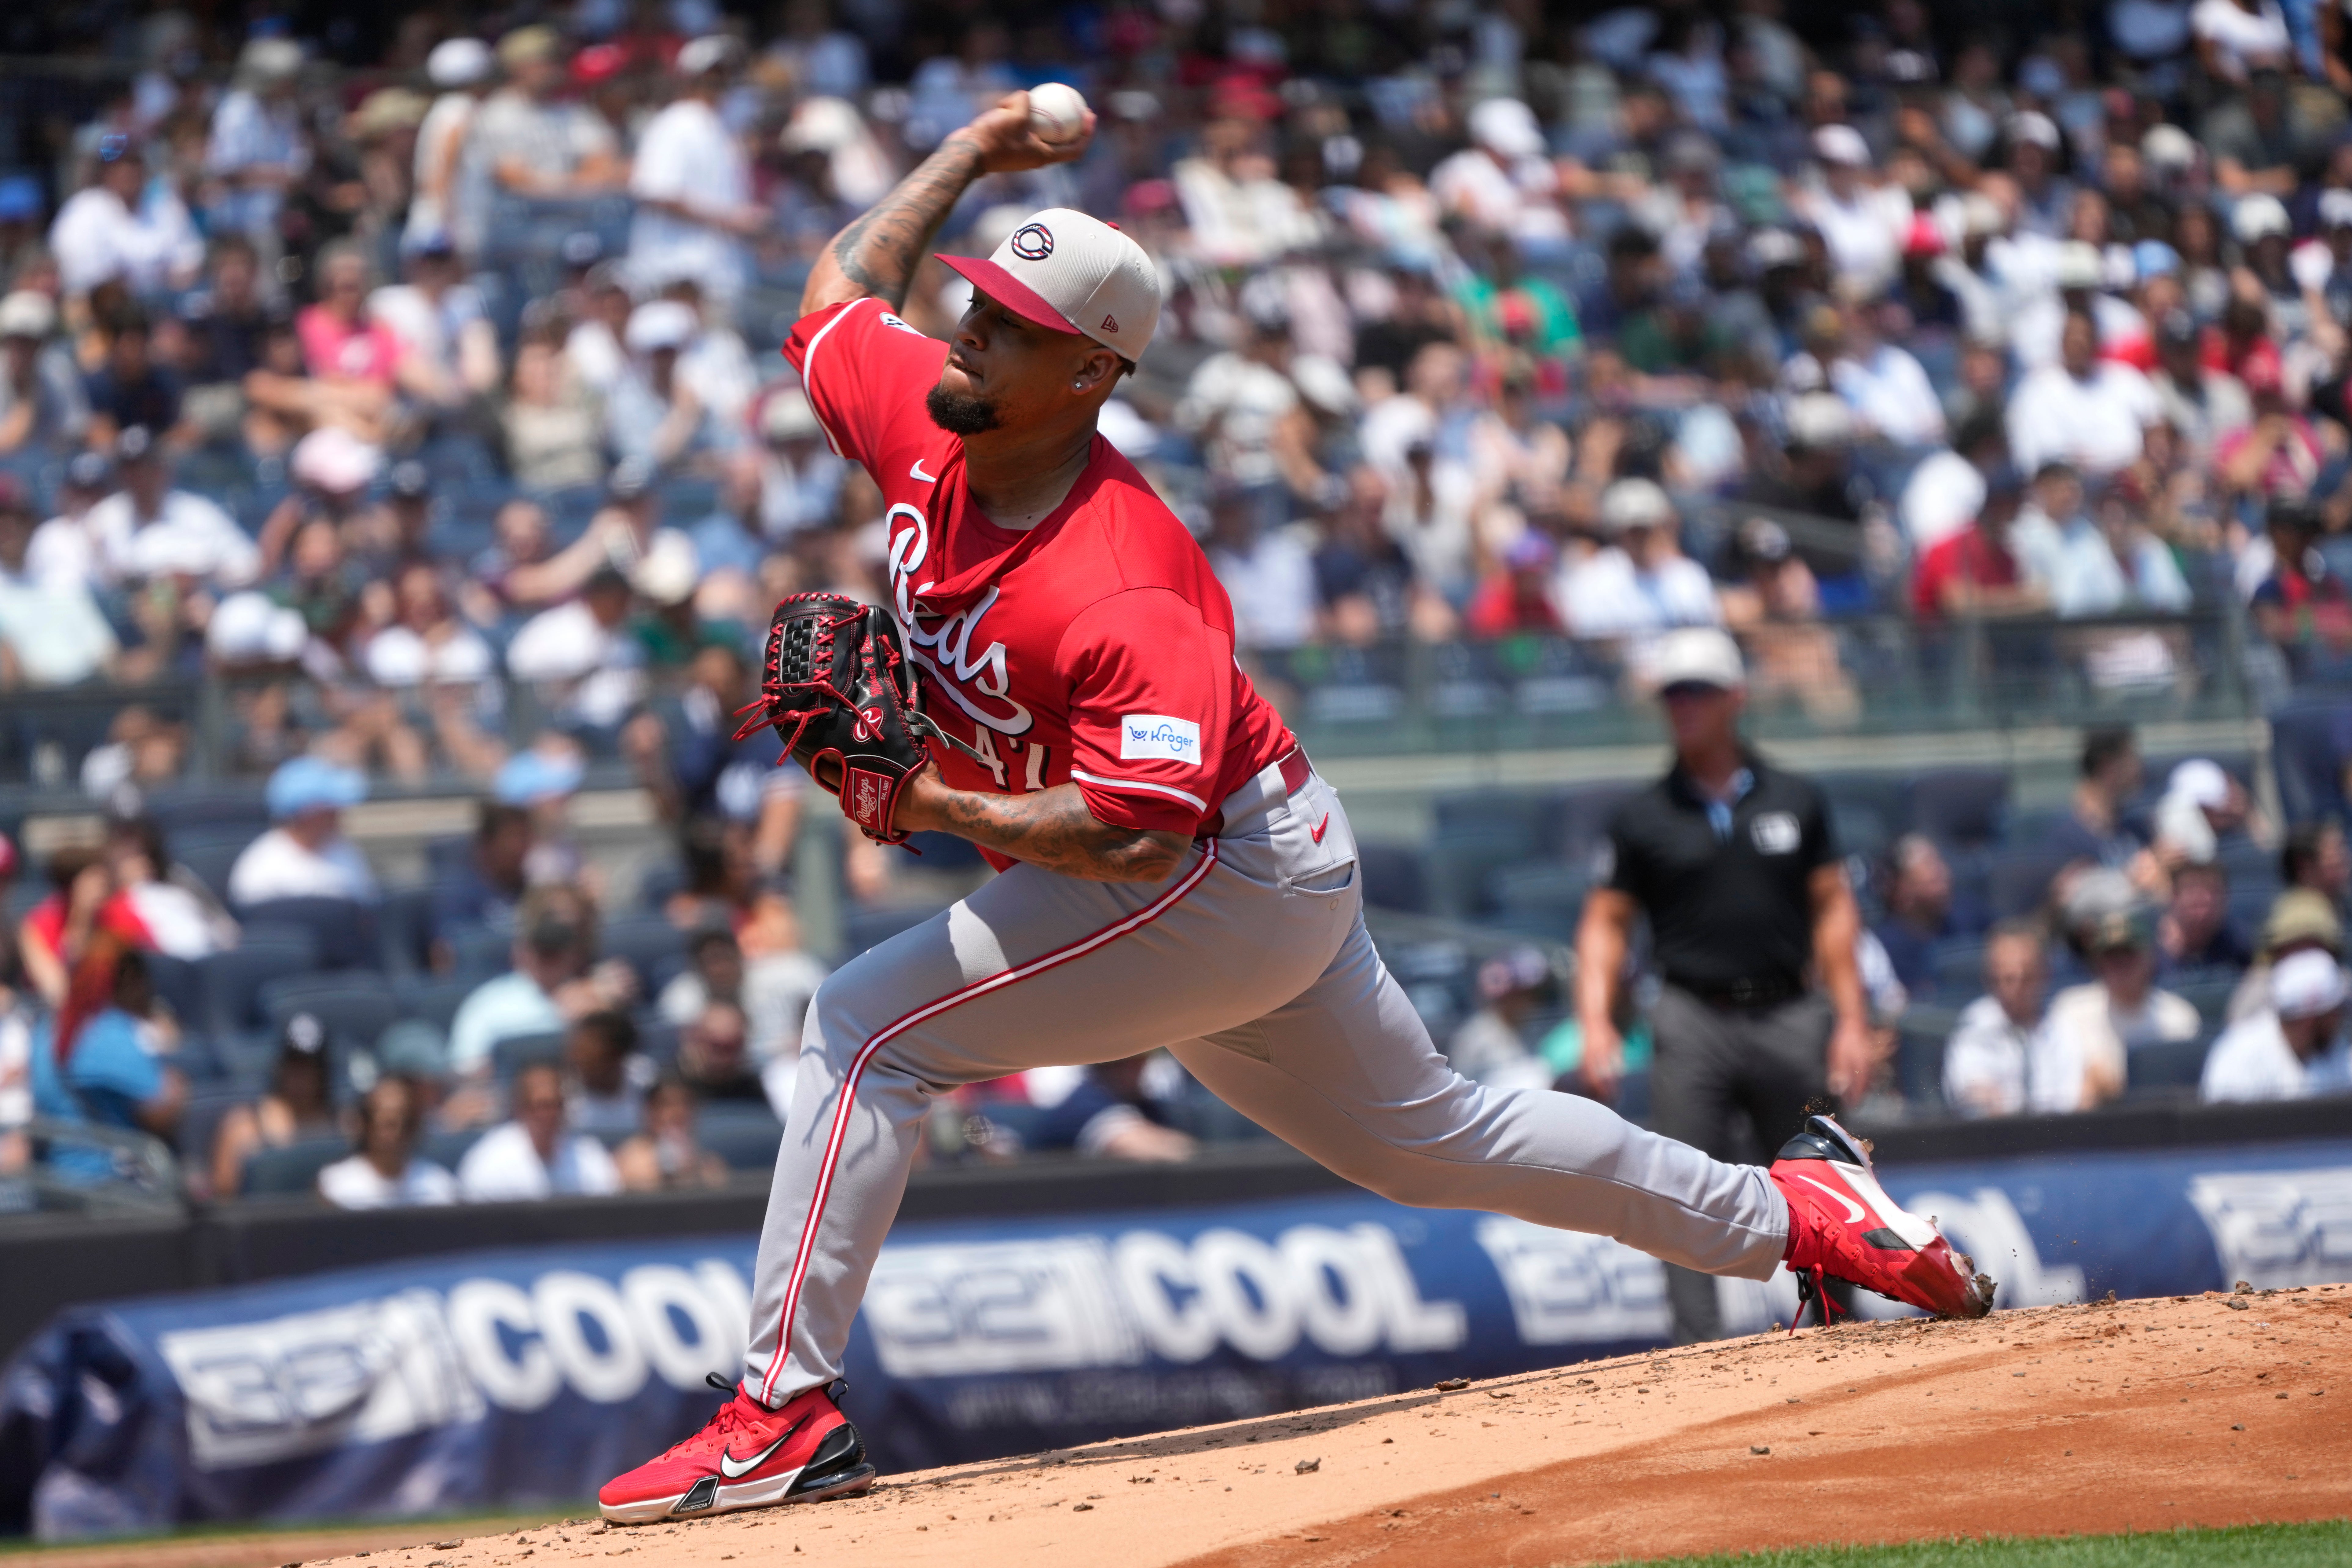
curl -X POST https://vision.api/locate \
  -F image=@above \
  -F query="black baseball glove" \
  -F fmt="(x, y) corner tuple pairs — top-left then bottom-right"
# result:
(735, 592), (974, 845)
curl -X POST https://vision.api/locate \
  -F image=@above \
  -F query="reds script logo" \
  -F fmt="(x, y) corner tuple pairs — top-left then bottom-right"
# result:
(883, 501), (1034, 737)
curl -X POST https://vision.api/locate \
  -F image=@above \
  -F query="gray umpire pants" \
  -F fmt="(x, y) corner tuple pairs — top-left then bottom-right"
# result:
(1647, 984), (1834, 1344)
(739, 758), (1794, 1406)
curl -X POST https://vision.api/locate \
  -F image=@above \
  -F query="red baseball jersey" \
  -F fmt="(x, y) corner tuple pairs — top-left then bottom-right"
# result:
(785, 296), (1294, 854)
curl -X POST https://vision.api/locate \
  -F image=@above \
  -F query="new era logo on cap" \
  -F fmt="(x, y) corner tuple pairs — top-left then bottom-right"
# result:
(938, 207), (1162, 365)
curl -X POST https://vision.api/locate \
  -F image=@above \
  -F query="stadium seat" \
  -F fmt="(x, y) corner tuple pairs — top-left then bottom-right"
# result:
(396, 973), (477, 1033)
(175, 830), (256, 905)
(378, 885), (439, 974)
(447, 924), (515, 982)
(260, 972), (401, 1053)
(241, 1136), (353, 1199)
(422, 1127), (486, 1171)
(203, 934), (322, 1039)
(1547, 781), (1641, 865)
(599, 914), (689, 987)
(2127, 1036), (2211, 1094)
(1905, 769), (2010, 849)
(236, 898), (381, 970)
(842, 902), (948, 960)
(492, 1029), (569, 1081)
(145, 786), (272, 837)
(1930, 939), (1988, 999)
(1356, 842), (1430, 913)
(696, 1104), (786, 1172)
(145, 951), (207, 1034)
(1987, 850), (2072, 919)
(1895, 1006), (1959, 1111)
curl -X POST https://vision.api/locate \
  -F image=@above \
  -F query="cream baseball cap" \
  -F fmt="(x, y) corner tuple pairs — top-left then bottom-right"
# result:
(1650, 628), (1747, 692)
(938, 208), (1161, 365)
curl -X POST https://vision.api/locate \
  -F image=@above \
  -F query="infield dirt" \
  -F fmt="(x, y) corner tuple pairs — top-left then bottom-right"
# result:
(38, 1285), (2351, 1568)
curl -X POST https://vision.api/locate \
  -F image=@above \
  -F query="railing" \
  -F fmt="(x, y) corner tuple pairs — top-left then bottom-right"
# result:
(0, 606), (2296, 803)
(1248, 606), (2270, 759)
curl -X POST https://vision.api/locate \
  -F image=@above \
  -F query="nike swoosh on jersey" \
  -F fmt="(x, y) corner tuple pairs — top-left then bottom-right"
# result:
(1309, 812), (1330, 844)
(910, 458), (937, 482)
(717, 1414), (808, 1479)
(1793, 1171), (1867, 1226)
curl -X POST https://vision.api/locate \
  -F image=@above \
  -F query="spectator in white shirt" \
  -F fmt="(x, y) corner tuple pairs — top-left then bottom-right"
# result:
(628, 37), (763, 313)
(1795, 124), (1912, 299)
(458, 1061), (623, 1201)
(2045, 485), (2194, 618)
(317, 1076), (460, 1209)
(367, 233), (501, 406)
(1429, 98), (1570, 256)
(447, 883), (640, 1082)
(82, 426), (259, 590)
(227, 757), (381, 907)
(1204, 483), (1317, 650)
(48, 136), (199, 300)
(0, 484), (119, 687)
(506, 566), (647, 733)
(1558, 478), (1722, 639)
(2007, 310), (2161, 478)
(2192, 0), (2294, 83)
(2201, 949), (2352, 1101)
(0, 290), (90, 454)
(204, 40), (309, 250)
(450, 27), (623, 258)
(1942, 923), (2065, 1116)
(1177, 304), (1306, 491)
(24, 451), (117, 589)
(405, 38), (491, 252)
(2042, 908), (2203, 1111)
(1829, 303), (1945, 448)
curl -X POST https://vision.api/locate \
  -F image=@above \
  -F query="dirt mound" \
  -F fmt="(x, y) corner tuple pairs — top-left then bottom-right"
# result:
(261, 1285), (2346, 1568)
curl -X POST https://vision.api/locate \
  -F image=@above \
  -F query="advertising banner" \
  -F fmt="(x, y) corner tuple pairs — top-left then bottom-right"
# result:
(6, 1138), (2350, 1538)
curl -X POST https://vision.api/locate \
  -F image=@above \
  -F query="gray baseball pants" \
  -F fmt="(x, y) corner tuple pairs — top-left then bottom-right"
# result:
(740, 756), (1793, 1405)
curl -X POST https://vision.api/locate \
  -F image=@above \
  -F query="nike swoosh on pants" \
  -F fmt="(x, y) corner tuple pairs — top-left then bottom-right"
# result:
(1309, 813), (1330, 844)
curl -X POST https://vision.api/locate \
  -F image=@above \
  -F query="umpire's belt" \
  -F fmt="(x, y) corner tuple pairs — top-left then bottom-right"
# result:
(1203, 746), (1313, 838)
(1668, 973), (1806, 1010)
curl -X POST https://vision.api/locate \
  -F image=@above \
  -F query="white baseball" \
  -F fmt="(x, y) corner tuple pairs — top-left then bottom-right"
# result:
(1026, 82), (1089, 145)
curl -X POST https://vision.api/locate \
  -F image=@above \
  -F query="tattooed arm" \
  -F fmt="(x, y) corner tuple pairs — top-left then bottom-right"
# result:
(801, 91), (1097, 316)
(895, 772), (1191, 883)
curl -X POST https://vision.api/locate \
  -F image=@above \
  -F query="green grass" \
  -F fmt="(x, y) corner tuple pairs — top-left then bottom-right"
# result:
(1603, 1521), (2352, 1568)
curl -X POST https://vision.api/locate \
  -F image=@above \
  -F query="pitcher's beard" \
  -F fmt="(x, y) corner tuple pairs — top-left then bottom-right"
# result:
(926, 383), (1001, 435)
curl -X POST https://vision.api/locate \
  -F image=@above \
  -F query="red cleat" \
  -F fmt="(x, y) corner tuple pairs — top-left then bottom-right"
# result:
(598, 1377), (875, 1525)
(1770, 1113), (1995, 1324)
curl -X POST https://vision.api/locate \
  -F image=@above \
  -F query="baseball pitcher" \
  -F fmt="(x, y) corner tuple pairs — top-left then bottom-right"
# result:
(595, 92), (1995, 1525)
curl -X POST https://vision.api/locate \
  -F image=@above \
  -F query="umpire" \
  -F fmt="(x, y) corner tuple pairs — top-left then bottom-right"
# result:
(1573, 627), (1874, 1344)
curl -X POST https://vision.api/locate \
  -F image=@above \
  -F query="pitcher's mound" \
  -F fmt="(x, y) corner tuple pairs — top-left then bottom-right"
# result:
(308, 1286), (2352, 1568)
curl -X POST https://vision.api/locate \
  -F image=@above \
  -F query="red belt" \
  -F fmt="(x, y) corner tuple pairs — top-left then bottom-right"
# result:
(1204, 746), (1311, 837)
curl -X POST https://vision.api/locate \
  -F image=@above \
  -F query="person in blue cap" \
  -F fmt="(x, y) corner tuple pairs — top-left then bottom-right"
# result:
(225, 755), (379, 907)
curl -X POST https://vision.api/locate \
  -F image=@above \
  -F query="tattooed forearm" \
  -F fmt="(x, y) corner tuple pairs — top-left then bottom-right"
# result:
(912, 781), (1191, 882)
(804, 135), (985, 314)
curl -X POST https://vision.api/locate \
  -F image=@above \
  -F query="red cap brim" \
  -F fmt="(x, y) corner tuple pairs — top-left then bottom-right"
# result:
(936, 254), (1086, 339)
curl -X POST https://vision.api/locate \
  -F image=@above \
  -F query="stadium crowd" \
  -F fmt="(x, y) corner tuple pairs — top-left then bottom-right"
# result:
(5, 0), (2352, 1204)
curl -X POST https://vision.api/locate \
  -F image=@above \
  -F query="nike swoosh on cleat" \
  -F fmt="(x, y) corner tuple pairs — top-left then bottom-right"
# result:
(1793, 1172), (1866, 1226)
(1309, 812), (1330, 844)
(910, 459), (936, 482)
(718, 1415), (809, 1479)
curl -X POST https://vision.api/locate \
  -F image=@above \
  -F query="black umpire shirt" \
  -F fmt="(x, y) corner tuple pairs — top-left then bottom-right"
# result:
(1600, 750), (1838, 993)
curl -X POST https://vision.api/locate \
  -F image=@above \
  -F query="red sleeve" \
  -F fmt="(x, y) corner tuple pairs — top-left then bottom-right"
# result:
(1058, 588), (1236, 833)
(781, 298), (949, 474)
